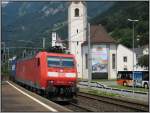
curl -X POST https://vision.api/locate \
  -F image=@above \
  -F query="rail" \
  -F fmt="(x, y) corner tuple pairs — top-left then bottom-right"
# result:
(77, 92), (149, 112)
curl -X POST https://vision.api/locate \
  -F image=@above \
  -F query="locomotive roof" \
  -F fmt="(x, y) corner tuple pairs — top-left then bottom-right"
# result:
(17, 52), (75, 62)
(36, 51), (75, 58)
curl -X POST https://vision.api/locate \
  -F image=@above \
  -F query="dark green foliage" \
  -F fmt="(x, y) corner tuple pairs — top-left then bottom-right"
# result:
(1, 63), (10, 76)
(111, 28), (133, 48)
(91, 1), (149, 48)
(138, 55), (149, 68)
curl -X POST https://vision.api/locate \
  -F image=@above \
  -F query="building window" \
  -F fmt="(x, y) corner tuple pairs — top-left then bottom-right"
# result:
(112, 54), (115, 69)
(75, 8), (79, 17)
(124, 68), (127, 70)
(123, 56), (127, 62)
(77, 29), (78, 34)
(85, 54), (88, 69)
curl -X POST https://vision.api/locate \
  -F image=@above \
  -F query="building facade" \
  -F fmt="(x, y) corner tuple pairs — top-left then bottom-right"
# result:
(117, 44), (137, 71)
(81, 25), (117, 79)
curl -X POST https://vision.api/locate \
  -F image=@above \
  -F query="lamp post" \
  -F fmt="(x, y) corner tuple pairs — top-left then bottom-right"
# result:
(127, 19), (139, 96)
(87, 22), (92, 88)
(136, 35), (140, 48)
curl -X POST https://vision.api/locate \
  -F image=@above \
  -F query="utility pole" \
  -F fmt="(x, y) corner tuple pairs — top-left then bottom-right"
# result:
(132, 21), (135, 96)
(43, 38), (45, 49)
(22, 49), (26, 58)
(127, 18), (139, 96)
(7, 48), (10, 71)
(88, 22), (92, 88)
(2, 42), (6, 64)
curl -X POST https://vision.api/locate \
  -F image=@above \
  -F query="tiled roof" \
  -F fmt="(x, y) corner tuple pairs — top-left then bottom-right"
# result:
(82, 24), (116, 45)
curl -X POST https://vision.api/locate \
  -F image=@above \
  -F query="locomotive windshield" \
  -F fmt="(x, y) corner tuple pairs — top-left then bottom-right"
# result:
(61, 58), (74, 68)
(47, 56), (74, 68)
(47, 57), (60, 67)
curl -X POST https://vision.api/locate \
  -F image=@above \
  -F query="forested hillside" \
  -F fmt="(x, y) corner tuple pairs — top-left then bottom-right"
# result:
(91, 1), (149, 48)
(2, 1), (114, 48)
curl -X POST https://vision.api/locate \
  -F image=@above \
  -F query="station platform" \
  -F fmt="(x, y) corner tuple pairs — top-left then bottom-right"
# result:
(1, 81), (71, 112)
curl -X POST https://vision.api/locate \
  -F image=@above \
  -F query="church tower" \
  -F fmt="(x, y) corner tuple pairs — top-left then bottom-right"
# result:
(68, 1), (87, 78)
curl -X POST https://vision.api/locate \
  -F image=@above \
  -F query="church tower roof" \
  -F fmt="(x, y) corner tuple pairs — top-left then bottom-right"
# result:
(68, 0), (86, 6)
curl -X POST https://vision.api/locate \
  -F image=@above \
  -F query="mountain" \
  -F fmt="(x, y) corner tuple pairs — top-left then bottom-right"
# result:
(2, 1), (114, 48)
(2, 1), (68, 48)
(91, 1), (149, 48)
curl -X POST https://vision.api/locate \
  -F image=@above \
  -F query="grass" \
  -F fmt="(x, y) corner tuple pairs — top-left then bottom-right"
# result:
(79, 87), (121, 97)
(92, 79), (116, 82)
(79, 87), (149, 103)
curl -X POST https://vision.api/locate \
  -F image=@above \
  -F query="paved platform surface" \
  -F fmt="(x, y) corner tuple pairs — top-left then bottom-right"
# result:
(1, 81), (71, 112)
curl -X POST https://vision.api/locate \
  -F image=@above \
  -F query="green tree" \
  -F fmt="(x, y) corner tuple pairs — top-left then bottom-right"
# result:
(111, 28), (132, 48)
(91, 1), (149, 48)
(138, 55), (149, 69)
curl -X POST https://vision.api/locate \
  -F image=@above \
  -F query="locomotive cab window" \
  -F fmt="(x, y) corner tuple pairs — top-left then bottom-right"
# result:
(47, 56), (74, 68)
(61, 57), (74, 68)
(47, 57), (60, 67)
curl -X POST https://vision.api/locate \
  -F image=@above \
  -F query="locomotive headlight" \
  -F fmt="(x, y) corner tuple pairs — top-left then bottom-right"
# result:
(50, 81), (54, 83)
(48, 72), (58, 77)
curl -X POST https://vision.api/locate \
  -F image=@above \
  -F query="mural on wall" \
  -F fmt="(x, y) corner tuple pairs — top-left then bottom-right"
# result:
(92, 45), (108, 73)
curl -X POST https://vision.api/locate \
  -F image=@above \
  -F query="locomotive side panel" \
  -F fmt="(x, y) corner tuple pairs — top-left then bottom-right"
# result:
(16, 58), (41, 89)
(37, 52), (47, 89)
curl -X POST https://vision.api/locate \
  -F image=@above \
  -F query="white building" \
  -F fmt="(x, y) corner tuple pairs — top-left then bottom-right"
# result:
(117, 44), (136, 71)
(52, 32), (57, 47)
(68, 1), (137, 79)
(52, 32), (65, 48)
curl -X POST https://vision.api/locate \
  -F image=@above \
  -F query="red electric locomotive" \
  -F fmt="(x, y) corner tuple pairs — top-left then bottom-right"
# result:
(16, 51), (78, 101)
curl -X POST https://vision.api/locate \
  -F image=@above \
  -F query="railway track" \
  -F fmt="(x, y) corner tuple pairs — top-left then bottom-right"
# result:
(74, 92), (149, 112)
(63, 102), (94, 112)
